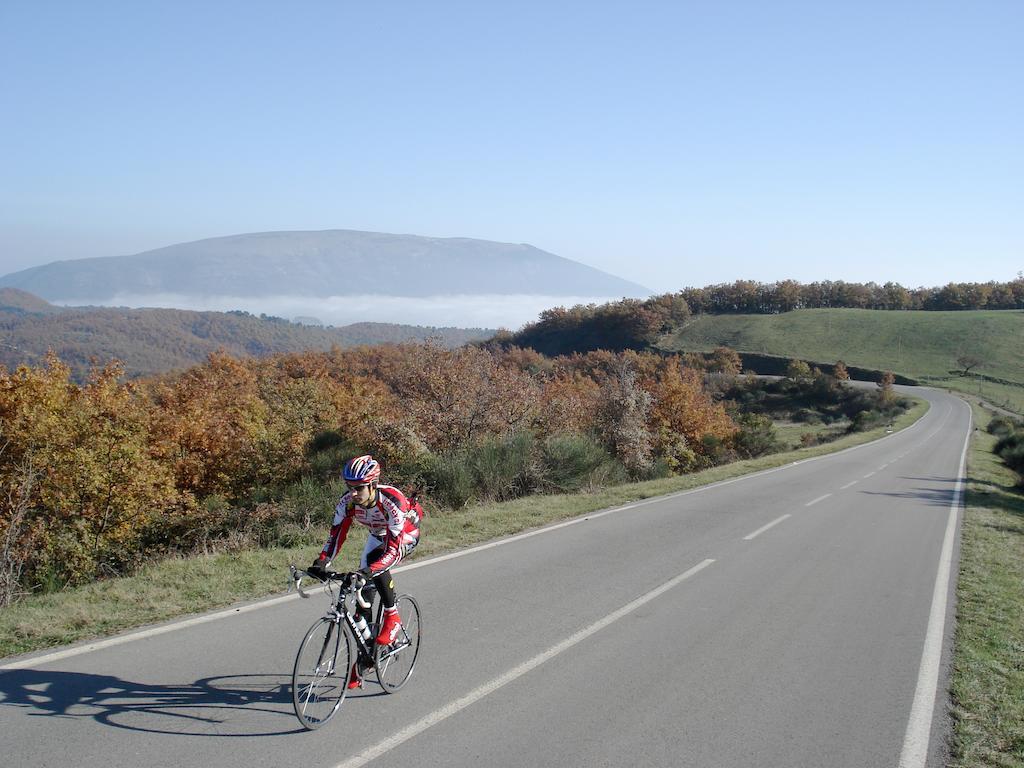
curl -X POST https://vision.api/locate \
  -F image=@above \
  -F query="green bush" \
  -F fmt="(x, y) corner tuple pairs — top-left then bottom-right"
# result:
(419, 451), (476, 509)
(733, 413), (781, 458)
(849, 409), (886, 432)
(790, 408), (821, 424)
(282, 476), (345, 529)
(700, 434), (734, 466)
(994, 432), (1024, 480)
(633, 457), (673, 482)
(988, 415), (1024, 438)
(306, 430), (359, 482)
(541, 433), (625, 492)
(464, 432), (539, 502)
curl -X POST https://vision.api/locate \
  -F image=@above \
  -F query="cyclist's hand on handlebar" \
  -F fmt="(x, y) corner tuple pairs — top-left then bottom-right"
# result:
(307, 562), (328, 581)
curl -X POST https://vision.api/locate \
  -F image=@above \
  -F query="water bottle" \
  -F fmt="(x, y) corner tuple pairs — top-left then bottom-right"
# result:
(354, 615), (372, 642)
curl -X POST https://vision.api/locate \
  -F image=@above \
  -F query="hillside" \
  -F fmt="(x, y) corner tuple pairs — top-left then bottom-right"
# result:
(660, 308), (1024, 411)
(0, 229), (651, 301)
(0, 295), (493, 379)
(0, 287), (63, 314)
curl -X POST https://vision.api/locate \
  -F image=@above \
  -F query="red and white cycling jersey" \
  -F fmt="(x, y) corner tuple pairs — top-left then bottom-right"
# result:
(318, 485), (421, 574)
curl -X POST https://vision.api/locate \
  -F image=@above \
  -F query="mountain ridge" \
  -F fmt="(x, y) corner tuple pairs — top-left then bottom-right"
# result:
(0, 229), (652, 301)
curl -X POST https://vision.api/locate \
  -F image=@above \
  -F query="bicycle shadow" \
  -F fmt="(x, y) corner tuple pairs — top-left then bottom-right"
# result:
(857, 475), (960, 509)
(0, 668), (306, 736)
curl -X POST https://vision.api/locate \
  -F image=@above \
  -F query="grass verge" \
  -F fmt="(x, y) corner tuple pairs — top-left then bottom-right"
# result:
(0, 397), (928, 661)
(949, 401), (1024, 767)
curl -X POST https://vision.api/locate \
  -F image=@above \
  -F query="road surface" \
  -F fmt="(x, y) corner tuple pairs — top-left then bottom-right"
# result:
(0, 386), (970, 768)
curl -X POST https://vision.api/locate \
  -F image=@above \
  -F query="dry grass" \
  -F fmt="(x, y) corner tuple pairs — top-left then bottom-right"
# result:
(949, 401), (1024, 767)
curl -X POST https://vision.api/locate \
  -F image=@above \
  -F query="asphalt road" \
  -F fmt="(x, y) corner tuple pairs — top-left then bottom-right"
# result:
(0, 386), (971, 768)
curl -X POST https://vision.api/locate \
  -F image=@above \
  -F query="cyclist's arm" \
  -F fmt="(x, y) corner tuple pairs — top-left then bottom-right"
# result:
(317, 502), (354, 564)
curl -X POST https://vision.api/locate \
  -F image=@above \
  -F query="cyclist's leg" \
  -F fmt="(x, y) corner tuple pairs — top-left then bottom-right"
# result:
(364, 545), (397, 609)
(365, 530), (419, 610)
(357, 535), (382, 622)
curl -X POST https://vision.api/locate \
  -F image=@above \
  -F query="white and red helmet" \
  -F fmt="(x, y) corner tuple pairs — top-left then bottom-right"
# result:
(343, 455), (381, 486)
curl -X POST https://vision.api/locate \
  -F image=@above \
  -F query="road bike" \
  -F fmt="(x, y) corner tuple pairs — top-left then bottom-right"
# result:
(288, 565), (421, 730)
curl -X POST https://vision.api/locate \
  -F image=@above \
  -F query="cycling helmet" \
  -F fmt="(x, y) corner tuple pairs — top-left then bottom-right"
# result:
(343, 455), (380, 486)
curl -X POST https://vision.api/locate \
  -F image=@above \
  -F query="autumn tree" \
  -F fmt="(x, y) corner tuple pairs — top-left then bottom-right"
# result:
(390, 342), (540, 453)
(0, 444), (36, 605)
(877, 371), (896, 405)
(536, 371), (602, 437)
(645, 362), (737, 471)
(708, 346), (742, 375)
(785, 359), (812, 381)
(149, 351), (270, 500)
(0, 355), (177, 587)
(595, 359), (654, 476)
(955, 354), (985, 377)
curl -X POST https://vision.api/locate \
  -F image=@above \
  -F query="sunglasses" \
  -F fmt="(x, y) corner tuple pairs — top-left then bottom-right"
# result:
(346, 482), (373, 492)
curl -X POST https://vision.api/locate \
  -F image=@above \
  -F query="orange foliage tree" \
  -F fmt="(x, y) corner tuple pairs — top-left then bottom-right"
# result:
(149, 351), (270, 501)
(389, 342), (540, 453)
(645, 360), (737, 471)
(0, 355), (177, 587)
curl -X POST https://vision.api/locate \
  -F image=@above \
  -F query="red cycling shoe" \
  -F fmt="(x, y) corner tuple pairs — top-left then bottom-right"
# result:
(376, 608), (402, 645)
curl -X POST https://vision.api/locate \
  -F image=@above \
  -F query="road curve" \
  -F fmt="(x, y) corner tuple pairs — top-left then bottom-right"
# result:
(0, 386), (970, 768)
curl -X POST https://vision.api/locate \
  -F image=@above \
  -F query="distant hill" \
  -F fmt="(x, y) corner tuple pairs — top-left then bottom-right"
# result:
(493, 295), (1024, 412)
(0, 287), (62, 314)
(660, 308), (1024, 412)
(0, 230), (651, 302)
(0, 291), (493, 380)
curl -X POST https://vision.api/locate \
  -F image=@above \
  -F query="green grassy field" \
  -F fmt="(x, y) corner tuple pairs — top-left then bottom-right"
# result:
(0, 398), (927, 660)
(951, 402), (1024, 767)
(661, 308), (1024, 412)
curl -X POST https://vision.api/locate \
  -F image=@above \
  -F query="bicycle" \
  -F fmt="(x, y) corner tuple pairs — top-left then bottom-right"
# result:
(288, 565), (422, 730)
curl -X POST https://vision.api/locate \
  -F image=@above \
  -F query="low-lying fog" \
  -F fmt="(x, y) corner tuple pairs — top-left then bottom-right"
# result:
(56, 293), (622, 331)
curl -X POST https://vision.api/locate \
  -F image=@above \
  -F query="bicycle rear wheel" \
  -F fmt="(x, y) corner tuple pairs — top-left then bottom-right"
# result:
(292, 617), (351, 729)
(375, 594), (421, 693)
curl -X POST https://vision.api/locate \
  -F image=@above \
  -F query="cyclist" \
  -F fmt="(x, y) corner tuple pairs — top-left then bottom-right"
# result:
(308, 455), (422, 689)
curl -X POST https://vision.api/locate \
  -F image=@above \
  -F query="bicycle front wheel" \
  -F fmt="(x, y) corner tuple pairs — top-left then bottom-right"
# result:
(375, 594), (421, 693)
(292, 617), (351, 729)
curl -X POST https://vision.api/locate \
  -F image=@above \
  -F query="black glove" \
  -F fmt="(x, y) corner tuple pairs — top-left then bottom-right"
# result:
(307, 562), (328, 581)
(346, 570), (370, 588)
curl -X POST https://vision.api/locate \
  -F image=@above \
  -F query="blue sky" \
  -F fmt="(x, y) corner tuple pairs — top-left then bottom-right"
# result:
(2, 0), (1021, 292)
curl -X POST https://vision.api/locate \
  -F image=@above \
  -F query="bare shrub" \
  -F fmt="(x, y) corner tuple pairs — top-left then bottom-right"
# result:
(1, 453), (37, 607)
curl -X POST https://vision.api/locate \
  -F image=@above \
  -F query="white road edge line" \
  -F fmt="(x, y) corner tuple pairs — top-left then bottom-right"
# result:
(0, 396), (932, 670)
(898, 401), (972, 768)
(743, 515), (791, 541)
(332, 559), (717, 768)
(839, 481), (858, 490)
(805, 493), (832, 507)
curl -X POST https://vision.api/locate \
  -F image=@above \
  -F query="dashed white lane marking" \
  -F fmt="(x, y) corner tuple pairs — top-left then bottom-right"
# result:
(840, 481), (858, 490)
(805, 493), (832, 507)
(332, 559), (717, 768)
(863, 472), (876, 479)
(743, 515), (792, 541)
(898, 400), (972, 768)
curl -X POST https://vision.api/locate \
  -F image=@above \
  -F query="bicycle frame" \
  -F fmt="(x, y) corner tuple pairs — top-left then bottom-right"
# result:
(335, 580), (413, 668)
(290, 566), (379, 668)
